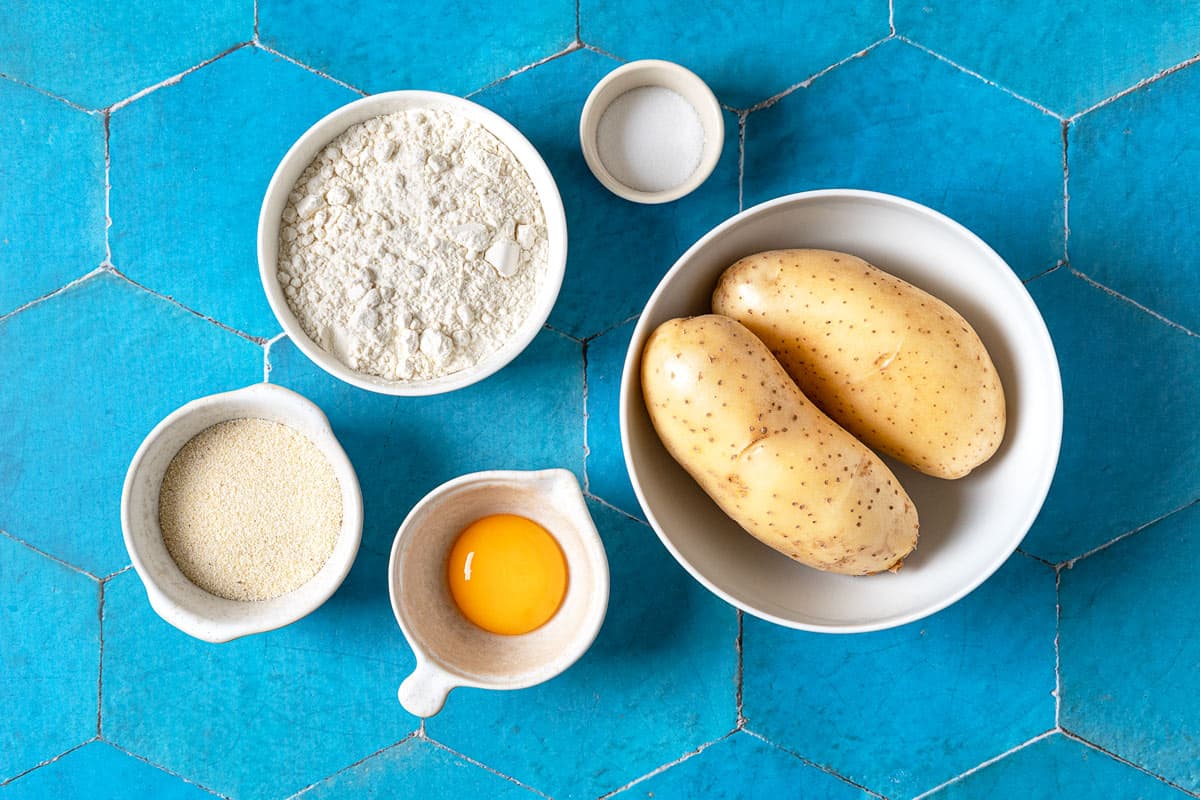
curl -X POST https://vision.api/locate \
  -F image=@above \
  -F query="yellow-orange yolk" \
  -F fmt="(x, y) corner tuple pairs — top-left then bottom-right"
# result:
(446, 514), (568, 636)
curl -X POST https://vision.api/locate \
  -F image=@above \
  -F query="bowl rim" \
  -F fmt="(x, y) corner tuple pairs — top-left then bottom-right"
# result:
(619, 188), (1063, 633)
(257, 90), (568, 396)
(120, 382), (364, 642)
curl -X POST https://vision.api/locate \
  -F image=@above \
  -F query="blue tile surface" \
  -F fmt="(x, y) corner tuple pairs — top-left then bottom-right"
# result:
(472, 49), (740, 339)
(0, 2), (249, 110)
(109, 46), (357, 337)
(259, 0), (575, 96)
(0, 81), (105, 316)
(585, 319), (641, 517)
(613, 732), (870, 800)
(1060, 501), (1200, 791)
(897, 1), (1200, 117)
(926, 734), (1187, 800)
(743, 554), (1056, 797)
(0, 536), (98, 782)
(1071, 63), (1200, 334)
(744, 38), (1063, 280)
(426, 500), (738, 798)
(581, 0), (889, 109)
(1022, 269), (1200, 563)
(0, 273), (262, 577)
(298, 738), (539, 799)
(1, 741), (214, 800)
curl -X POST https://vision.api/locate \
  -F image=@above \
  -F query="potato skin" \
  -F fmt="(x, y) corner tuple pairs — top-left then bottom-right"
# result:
(640, 314), (918, 575)
(713, 249), (1005, 479)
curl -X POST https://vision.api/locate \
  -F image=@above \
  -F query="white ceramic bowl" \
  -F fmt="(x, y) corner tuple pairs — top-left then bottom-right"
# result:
(620, 190), (1063, 633)
(121, 383), (363, 642)
(388, 469), (609, 717)
(579, 59), (724, 204)
(258, 91), (568, 396)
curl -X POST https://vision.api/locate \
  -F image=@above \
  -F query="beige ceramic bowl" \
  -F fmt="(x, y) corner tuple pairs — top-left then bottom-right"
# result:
(621, 190), (1063, 633)
(388, 469), (609, 717)
(258, 90), (568, 396)
(121, 383), (363, 643)
(579, 59), (724, 204)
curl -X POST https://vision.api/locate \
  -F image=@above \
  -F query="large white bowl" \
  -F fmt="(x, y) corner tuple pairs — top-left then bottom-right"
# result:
(258, 91), (568, 396)
(620, 190), (1062, 633)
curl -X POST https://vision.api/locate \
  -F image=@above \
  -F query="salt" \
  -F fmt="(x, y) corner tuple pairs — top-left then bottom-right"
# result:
(596, 86), (705, 193)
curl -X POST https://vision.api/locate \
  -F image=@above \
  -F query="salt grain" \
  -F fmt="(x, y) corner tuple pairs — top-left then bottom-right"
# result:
(596, 86), (705, 193)
(158, 418), (342, 602)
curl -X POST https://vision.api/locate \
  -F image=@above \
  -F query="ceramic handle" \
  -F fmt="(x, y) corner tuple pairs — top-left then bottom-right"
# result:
(398, 663), (456, 718)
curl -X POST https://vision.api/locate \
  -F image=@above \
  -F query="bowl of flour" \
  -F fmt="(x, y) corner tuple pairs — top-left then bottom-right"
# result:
(259, 92), (567, 395)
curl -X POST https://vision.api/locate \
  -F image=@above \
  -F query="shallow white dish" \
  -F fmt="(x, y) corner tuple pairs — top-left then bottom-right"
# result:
(389, 469), (608, 717)
(258, 90), (568, 396)
(620, 190), (1063, 633)
(121, 383), (363, 643)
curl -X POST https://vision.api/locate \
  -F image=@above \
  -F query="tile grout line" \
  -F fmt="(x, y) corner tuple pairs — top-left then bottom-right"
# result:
(286, 733), (419, 798)
(1059, 729), (1200, 799)
(543, 321), (585, 344)
(0, 738), (99, 787)
(742, 34), (893, 114)
(895, 35), (1063, 120)
(584, 492), (647, 527)
(1068, 50), (1200, 122)
(102, 564), (133, 581)
(255, 42), (368, 97)
(734, 610), (746, 727)
(1061, 120), (1070, 263)
(736, 111), (747, 211)
(909, 729), (1058, 799)
(96, 580), (105, 738)
(252, 0), (260, 43)
(104, 266), (269, 344)
(103, 110), (113, 267)
(596, 732), (734, 799)
(575, 0), (581, 43)
(1021, 259), (1065, 285)
(1053, 564), (1062, 728)
(0, 268), (106, 326)
(0, 71), (99, 115)
(888, 0), (895, 35)
(420, 734), (553, 799)
(581, 313), (639, 345)
(465, 41), (583, 99)
(102, 741), (232, 799)
(1068, 268), (1200, 339)
(581, 339), (592, 494)
(1058, 497), (1200, 571)
(107, 41), (253, 113)
(0, 528), (101, 581)
(741, 728), (889, 799)
(1014, 546), (1056, 568)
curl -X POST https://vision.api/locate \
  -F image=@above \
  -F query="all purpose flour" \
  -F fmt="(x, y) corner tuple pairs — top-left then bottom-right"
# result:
(277, 108), (549, 381)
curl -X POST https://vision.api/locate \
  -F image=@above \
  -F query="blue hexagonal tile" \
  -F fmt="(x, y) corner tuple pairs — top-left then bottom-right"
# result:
(585, 318), (641, 518)
(258, 0), (574, 96)
(896, 1), (1200, 117)
(472, 48), (739, 339)
(1022, 269), (1200, 563)
(743, 553), (1056, 797)
(0, 536), (98, 782)
(1060, 501), (1200, 791)
(581, 0), (889, 109)
(297, 737), (539, 799)
(102, 560), (414, 800)
(2, 741), (215, 799)
(0, 2), (249, 110)
(0, 273), (262, 576)
(425, 500), (738, 798)
(612, 732), (870, 800)
(0, 81), (104, 316)
(743, 38), (1063, 281)
(110, 46), (357, 338)
(267, 328), (584, 560)
(1070, 62), (1200, 334)
(927, 734), (1188, 799)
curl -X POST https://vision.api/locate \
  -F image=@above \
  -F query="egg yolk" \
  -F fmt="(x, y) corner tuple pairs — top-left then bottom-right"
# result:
(446, 514), (568, 636)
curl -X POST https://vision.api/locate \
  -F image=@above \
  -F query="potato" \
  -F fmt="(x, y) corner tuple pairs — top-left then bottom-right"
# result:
(712, 249), (1005, 479)
(641, 314), (918, 575)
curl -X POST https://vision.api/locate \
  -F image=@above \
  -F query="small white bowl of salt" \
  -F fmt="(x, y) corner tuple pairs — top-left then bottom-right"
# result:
(579, 59), (724, 204)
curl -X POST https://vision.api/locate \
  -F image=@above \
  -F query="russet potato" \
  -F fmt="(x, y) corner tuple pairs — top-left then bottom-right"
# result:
(640, 314), (919, 575)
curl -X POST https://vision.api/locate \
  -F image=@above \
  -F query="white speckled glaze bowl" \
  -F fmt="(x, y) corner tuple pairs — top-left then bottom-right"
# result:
(258, 90), (568, 396)
(121, 383), (363, 643)
(621, 190), (1063, 633)
(388, 469), (609, 717)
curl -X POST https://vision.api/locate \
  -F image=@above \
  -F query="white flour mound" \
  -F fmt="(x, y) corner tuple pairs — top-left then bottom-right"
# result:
(277, 108), (549, 381)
